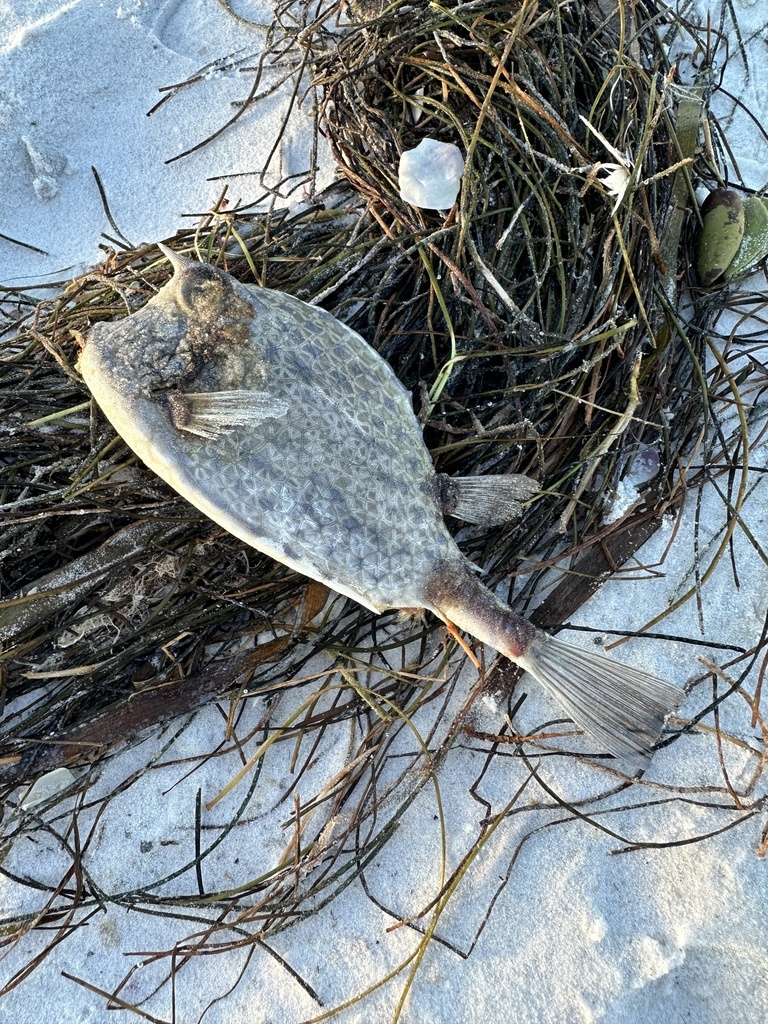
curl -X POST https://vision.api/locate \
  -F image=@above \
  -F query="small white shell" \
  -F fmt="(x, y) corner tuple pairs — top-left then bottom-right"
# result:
(398, 138), (464, 210)
(21, 767), (76, 810)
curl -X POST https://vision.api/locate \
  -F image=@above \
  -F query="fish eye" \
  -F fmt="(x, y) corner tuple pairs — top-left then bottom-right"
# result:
(177, 266), (226, 312)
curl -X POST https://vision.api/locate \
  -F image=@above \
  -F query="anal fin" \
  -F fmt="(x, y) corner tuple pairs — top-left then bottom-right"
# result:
(437, 473), (540, 526)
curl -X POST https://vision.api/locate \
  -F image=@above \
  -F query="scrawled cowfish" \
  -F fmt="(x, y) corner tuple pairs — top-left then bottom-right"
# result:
(77, 245), (681, 768)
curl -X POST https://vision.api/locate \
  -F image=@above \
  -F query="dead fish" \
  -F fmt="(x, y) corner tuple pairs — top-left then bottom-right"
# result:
(77, 244), (681, 769)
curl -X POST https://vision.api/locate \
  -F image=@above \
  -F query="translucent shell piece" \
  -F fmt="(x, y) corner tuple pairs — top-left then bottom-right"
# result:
(398, 138), (464, 210)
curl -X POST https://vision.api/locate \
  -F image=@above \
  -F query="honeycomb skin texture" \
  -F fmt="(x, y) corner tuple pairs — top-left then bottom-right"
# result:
(79, 259), (463, 612)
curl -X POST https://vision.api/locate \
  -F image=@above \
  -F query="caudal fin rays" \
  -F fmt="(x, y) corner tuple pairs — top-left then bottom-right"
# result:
(517, 633), (682, 769)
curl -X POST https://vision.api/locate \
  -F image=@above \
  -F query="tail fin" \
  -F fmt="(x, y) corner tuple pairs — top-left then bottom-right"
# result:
(427, 565), (681, 769)
(517, 633), (682, 770)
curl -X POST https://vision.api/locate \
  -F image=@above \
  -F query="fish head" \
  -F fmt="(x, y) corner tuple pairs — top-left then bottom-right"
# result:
(78, 246), (258, 403)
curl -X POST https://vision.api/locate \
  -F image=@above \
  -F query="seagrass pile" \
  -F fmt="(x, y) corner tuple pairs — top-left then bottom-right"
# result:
(0, 0), (764, 941)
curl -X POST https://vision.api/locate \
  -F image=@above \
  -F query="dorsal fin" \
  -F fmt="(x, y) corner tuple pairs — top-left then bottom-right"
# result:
(437, 473), (540, 525)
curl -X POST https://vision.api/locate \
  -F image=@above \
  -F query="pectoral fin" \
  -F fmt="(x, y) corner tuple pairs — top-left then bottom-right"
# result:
(168, 390), (288, 439)
(437, 473), (540, 525)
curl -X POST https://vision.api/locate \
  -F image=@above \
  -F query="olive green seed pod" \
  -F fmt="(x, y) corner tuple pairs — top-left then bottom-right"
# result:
(696, 188), (745, 286)
(724, 195), (768, 279)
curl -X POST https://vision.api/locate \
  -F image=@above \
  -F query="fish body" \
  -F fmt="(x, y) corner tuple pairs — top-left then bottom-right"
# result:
(78, 247), (681, 769)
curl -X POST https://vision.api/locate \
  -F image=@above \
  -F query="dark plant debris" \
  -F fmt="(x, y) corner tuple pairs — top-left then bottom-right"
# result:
(0, 2), (767, 1012)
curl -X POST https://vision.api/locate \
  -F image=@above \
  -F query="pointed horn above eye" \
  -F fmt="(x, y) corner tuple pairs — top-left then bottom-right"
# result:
(157, 242), (197, 275)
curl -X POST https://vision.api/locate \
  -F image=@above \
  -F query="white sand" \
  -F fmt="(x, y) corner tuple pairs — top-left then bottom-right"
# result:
(1, 2), (766, 1022)
(0, 0), (332, 286)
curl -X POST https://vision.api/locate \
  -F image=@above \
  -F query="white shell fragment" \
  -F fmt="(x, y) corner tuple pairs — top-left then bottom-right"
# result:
(21, 767), (76, 811)
(398, 138), (464, 210)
